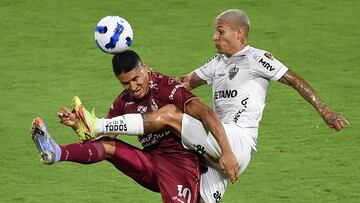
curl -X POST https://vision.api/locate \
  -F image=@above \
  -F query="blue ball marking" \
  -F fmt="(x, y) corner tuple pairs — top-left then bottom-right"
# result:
(125, 37), (132, 47)
(105, 23), (124, 49)
(95, 26), (107, 34)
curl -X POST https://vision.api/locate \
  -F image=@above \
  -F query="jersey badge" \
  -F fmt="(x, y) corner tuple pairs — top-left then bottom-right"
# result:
(228, 65), (239, 80)
(137, 105), (148, 115)
(149, 80), (158, 90)
(264, 52), (274, 60)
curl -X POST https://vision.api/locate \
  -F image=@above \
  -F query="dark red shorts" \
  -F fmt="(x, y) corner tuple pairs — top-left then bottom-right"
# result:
(109, 139), (201, 203)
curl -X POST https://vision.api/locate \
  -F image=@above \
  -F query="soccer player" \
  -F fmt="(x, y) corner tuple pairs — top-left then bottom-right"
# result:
(31, 50), (238, 203)
(176, 8), (349, 201)
(71, 9), (350, 203)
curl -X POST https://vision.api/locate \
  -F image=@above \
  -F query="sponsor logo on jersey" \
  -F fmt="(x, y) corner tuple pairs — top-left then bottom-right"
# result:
(228, 66), (239, 80)
(233, 96), (249, 123)
(139, 130), (170, 147)
(124, 101), (135, 107)
(150, 99), (158, 111)
(213, 191), (222, 203)
(169, 84), (183, 100)
(214, 90), (238, 99)
(264, 52), (273, 60)
(258, 58), (275, 71)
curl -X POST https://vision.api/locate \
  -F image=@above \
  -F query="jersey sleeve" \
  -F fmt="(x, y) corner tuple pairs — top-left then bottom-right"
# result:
(194, 54), (219, 84)
(107, 94), (126, 118)
(248, 50), (288, 81)
(160, 76), (196, 112)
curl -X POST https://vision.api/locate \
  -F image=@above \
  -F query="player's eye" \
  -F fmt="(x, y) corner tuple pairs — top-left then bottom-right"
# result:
(132, 76), (139, 82)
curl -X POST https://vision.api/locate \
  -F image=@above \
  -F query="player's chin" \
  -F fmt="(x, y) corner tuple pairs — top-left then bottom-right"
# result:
(215, 45), (223, 54)
(133, 91), (144, 99)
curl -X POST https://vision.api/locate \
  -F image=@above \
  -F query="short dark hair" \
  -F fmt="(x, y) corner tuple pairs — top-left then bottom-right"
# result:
(112, 50), (142, 76)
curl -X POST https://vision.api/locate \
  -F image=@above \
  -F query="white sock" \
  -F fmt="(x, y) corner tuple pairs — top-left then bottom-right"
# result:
(95, 114), (144, 135)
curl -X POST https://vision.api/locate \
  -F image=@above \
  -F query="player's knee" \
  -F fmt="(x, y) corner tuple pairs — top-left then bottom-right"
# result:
(100, 141), (116, 158)
(159, 104), (182, 122)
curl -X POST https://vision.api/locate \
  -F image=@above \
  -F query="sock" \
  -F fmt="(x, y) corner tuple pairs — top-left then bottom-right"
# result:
(95, 114), (144, 135)
(60, 142), (105, 164)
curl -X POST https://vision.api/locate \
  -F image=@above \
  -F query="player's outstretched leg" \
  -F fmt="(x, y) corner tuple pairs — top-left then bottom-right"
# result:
(72, 96), (183, 139)
(31, 117), (61, 164)
(71, 96), (142, 139)
(72, 96), (144, 139)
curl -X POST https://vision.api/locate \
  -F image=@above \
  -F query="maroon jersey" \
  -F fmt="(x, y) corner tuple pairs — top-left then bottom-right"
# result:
(107, 71), (196, 150)
(106, 71), (202, 202)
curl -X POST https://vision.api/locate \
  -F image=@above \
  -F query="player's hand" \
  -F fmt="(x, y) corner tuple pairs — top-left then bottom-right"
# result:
(219, 151), (239, 184)
(321, 110), (349, 131)
(58, 107), (78, 130)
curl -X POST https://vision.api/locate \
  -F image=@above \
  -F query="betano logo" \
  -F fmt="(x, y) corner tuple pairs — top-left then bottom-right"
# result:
(214, 90), (237, 99)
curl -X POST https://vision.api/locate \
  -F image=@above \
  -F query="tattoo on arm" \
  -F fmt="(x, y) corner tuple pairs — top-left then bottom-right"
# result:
(142, 112), (158, 134)
(279, 70), (330, 116)
(189, 72), (206, 90)
(177, 72), (206, 90)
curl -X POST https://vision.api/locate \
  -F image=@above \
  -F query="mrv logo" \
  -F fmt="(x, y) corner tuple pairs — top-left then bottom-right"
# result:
(259, 58), (275, 71)
(214, 90), (237, 99)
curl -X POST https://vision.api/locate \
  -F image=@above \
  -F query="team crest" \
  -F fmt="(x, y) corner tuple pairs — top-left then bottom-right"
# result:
(149, 80), (158, 90)
(264, 52), (273, 60)
(228, 66), (239, 80)
(137, 105), (148, 114)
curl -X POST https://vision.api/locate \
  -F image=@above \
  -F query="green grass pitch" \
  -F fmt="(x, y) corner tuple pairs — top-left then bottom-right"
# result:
(0, 0), (359, 202)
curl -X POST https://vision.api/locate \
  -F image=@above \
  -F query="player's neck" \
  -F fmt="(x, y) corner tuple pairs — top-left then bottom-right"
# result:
(225, 43), (248, 58)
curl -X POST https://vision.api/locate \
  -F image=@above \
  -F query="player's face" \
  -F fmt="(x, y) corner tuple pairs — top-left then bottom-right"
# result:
(116, 65), (150, 100)
(213, 19), (242, 57)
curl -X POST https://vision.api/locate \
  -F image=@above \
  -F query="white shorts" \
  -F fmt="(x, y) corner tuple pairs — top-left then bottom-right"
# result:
(181, 114), (253, 203)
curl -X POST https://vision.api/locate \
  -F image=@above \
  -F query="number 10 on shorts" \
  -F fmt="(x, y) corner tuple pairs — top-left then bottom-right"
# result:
(177, 185), (192, 203)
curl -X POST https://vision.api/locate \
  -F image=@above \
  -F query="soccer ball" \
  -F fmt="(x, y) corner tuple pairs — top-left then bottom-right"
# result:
(94, 16), (133, 54)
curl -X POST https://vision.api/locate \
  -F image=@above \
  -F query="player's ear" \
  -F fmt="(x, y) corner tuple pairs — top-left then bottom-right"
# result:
(142, 63), (149, 72)
(237, 27), (243, 39)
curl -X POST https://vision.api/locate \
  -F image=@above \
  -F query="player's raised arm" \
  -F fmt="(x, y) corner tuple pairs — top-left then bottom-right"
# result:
(278, 69), (349, 131)
(175, 71), (207, 90)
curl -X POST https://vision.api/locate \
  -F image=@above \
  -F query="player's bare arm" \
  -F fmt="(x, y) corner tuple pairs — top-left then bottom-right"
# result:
(175, 71), (207, 90)
(185, 98), (239, 183)
(278, 69), (349, 131)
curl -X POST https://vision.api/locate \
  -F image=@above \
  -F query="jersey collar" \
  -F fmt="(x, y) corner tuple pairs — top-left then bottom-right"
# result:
(222, 45), (251, 60)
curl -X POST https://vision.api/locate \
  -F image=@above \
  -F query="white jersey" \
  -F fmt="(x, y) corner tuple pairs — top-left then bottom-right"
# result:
(195, 45), (288, 149)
